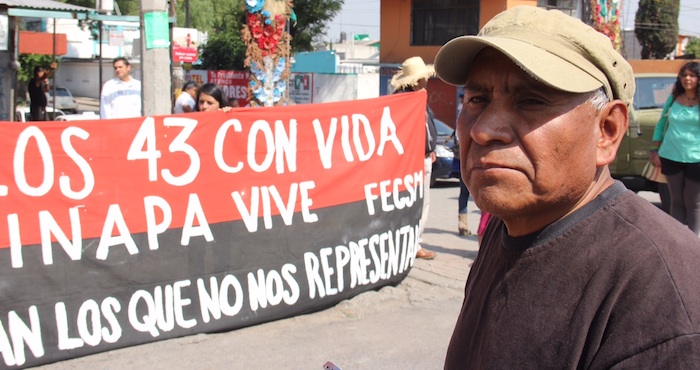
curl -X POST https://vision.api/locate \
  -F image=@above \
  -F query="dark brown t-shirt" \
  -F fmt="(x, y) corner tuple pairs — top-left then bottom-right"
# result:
(444, 182), (700, 369)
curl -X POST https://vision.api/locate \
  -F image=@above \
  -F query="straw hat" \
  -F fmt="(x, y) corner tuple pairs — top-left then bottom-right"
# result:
(390, 56), (435, 91)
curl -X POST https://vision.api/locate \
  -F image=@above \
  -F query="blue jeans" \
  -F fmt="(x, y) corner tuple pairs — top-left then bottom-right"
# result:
(454, 158), (470, 214)
(459, 177), (469, 214)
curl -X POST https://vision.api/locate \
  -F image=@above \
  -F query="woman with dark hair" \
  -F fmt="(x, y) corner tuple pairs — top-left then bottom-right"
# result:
(650, 61), (700, 236)
(195, 83), (232, 112)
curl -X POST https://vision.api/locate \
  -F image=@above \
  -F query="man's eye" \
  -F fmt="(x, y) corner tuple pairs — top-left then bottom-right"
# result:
(466, 96), (487, 104)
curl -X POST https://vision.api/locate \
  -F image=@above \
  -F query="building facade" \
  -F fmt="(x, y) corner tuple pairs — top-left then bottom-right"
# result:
(379, 0), (598, 124)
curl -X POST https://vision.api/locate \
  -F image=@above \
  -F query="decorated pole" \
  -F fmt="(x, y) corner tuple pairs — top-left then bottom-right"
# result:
(591, 0), (622, 51)
(242, 0), (294, 106)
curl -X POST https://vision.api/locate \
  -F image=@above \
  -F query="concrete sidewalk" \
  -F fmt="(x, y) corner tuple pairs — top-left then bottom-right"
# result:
(32, 180), (480, 370)
(75, 96), (99, 112)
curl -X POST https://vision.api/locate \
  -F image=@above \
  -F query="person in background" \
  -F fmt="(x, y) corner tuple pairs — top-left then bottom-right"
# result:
(435, 6), (700, 368)
(391, 56), (438, 260)
(28, 62), (57, 121)
(229, 98), (241, 108)
(195, 83), (232, 113)
(100, 57), (142, 119)
(476, 212), (491, 245)
(174, 81), (199, 113)
(649, 61), (700, 236)
(452, 93), (471, 236)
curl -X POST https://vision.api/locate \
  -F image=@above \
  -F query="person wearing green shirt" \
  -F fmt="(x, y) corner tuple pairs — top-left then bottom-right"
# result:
(650, 61), (700, 236)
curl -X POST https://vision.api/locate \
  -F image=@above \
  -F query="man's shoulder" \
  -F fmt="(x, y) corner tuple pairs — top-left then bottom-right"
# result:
(103, 78), (120, 87)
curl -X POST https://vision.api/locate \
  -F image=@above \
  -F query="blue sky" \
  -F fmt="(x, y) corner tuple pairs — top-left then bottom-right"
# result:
(323, 0), (700, 42)
(325, 0), (380, 42)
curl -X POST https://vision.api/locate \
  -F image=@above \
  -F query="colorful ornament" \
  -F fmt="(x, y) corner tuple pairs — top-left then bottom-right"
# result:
(591, 0), (622, 51)
(242, 0), (293, 106)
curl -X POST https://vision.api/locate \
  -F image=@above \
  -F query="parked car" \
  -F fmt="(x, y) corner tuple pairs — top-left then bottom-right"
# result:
(609, 73), (676, 194)
(14, 106), (66, 122)
(46, 86), (79, 113)
(431, 118), (457, 187)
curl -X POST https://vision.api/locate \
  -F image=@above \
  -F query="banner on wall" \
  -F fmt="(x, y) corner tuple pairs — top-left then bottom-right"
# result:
(172, 27), (198, 63)
(0, 92), (427, 368)
(289, 73), (314, 104)
(207, 70), (249, 107)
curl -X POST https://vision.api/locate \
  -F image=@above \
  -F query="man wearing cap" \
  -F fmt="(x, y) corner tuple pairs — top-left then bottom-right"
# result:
(435, 6), (700, 368)
(391, 56), (438, 260)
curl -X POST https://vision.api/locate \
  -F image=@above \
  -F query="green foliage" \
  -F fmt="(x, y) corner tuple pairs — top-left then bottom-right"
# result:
(68, 0), (95, 8)
(291, 0), (344, 52)
(685, 38), (700, 59)
(116, 0), (140, 15)
(62, 0), (344, 68)
(197, 8), (247, 70)
(18, 54), (56, 83)
(635, 0), (680, 59)
(176, 0), (215, 32)
(197, 0), (343, 69)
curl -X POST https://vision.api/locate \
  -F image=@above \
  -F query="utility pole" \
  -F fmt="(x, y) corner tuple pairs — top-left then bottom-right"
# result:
(140, 0), (171, 116)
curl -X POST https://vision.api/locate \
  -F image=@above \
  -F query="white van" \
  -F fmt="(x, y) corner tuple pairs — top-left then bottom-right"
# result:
(55, 111), (100, 121)
(14, 106), (66, 122)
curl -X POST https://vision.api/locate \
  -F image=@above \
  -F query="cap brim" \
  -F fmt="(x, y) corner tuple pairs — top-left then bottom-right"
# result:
(435, 36), (604, 94)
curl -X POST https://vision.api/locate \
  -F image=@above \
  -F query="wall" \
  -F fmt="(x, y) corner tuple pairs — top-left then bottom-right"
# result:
(0, 13), (17, 121)
(379, 0), (537, 65)
(288, 73), (379, 104)
(292, 51), (338, 73)
(0, 49), (13, 121)
(628, 59), (700, 74)
(52, 59), (143, 99)
(380, 0), (441, 65)
(378, 0), (538, 126)
(357, 73), (380, 100)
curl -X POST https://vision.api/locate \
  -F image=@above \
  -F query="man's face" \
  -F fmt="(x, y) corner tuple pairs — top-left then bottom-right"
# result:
(458, 48), (601, 234)
(113, 61), (131, 80)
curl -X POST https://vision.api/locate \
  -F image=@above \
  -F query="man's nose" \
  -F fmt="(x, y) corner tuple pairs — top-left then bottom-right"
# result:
(469, 105), (515, 146)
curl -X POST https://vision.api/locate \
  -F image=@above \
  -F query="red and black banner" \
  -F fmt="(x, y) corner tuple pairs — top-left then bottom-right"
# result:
(0, 92), (427, 367)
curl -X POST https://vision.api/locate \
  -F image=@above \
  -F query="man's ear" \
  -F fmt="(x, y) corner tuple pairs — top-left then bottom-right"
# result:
(596, 100), (628, 167)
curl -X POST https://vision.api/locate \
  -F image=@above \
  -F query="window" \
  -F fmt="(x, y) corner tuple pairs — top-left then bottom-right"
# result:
(537, 0), (579, 17)
(412, 0), (480, 46)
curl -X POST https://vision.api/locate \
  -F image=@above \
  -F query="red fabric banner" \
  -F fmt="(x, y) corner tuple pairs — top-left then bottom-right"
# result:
(0, 92), (426, 368)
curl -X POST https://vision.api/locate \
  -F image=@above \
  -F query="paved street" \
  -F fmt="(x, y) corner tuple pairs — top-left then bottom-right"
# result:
(30, 181), (661, 370)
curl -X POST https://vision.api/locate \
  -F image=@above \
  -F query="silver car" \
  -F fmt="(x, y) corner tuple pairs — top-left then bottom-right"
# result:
(46, 86), (79, 113)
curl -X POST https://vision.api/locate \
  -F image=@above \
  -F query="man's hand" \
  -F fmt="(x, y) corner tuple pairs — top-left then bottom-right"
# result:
(430, 152), (437, 163)
(49, 62), (57, 70)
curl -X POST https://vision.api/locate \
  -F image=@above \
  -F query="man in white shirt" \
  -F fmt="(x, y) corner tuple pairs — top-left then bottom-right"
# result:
(174, 81), (199, 113)
(100, 57), (142, 119)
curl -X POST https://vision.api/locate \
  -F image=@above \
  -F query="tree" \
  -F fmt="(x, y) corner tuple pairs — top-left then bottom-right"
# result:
(197, 0), (344, 69)
(175, 0), (216, 32)
(17, 54), (56, 103)
(634, 0), (680, 59)
(197, 5), (247, 70)
(685, 38), (700, 59)
(290, 0), (343, 52)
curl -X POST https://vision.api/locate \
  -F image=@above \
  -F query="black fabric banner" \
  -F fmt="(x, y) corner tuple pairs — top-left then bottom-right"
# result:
(0, 92), (427, 367)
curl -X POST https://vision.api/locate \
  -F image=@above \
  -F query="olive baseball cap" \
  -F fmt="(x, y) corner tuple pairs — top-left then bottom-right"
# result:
(434, 6), (635, 107)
